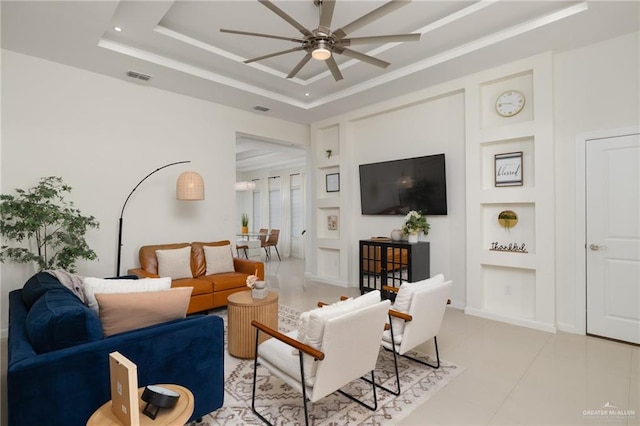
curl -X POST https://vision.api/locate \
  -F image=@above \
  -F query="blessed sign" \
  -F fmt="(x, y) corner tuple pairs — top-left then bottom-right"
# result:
(495, 152), (523, 187)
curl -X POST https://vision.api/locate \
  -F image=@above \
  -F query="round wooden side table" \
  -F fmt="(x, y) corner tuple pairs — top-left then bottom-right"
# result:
(227, 290), (278, 359)
(86, 383), (194, 425)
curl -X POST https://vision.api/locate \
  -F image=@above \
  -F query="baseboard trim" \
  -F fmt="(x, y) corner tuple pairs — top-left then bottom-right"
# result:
(556, 321), (584, 335)
(465, 307), (557, 333)
(305, 273), (350, 288)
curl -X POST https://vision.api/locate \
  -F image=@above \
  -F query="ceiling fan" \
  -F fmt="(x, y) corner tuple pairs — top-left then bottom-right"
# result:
(220, 0), (421, 81)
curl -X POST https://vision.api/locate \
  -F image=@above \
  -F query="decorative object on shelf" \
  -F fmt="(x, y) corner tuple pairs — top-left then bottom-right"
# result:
(235, 181), (256, 191)
(251, 280), (268, 299)
(489, 242), (528, 253)
(0, 176), (99, 273)
(246, 272), (259, 289)
(390, 229), (402, 241)
(401, 210), (430, 242)
(498, 210), (518, 232)
(141, 385), (180, 420)
(326, 173), (340, 192)
(326, 149), (332, 159)
(241, 213), (249, 234)
(327, 215), (338, 230)
(495, 151), (523, 187)
(116, 160), (204, 276)
(495, 90), (526, 117)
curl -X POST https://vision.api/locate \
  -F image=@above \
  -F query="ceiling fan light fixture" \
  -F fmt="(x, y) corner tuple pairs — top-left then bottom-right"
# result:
(311, 41), (331, 60)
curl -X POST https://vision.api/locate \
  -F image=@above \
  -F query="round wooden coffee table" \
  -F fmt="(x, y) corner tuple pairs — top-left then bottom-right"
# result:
(227, 290), (278, 359)
(86, 384), (193, 425)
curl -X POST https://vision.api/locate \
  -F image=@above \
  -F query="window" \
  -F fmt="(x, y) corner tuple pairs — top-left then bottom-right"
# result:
(290, 174), (302, 237)
(290, 174), (303, 258)
(252, 180), (260, 232)
(269, 177), (281, 229)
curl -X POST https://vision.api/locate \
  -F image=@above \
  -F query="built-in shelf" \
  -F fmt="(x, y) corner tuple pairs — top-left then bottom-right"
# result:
(466, 54), (555, 333)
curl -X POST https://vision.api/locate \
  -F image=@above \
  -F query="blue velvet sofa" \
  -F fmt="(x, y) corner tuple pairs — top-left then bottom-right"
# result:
(7, 272), (224, 426)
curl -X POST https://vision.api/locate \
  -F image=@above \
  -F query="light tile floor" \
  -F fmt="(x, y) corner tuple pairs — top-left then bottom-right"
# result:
(265, 258), (639, 426)
(1, 258), (637, 426)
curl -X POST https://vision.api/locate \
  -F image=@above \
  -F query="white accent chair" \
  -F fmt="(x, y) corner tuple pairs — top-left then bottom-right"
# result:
(250, 290), (391, 426)
(379, 275), (452, 395)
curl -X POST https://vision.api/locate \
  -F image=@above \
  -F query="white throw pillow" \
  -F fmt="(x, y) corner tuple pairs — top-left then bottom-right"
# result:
(390, 274), (445, 337)
(204, 244), (235, 275)
(83, 276), (172, 314)
(156, 246), (192, 280)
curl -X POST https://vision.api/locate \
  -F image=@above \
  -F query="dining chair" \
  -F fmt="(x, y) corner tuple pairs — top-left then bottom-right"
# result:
(257, 228), (269, 259)
(235, 244), (248, 258)
(264, 229), (281, 261)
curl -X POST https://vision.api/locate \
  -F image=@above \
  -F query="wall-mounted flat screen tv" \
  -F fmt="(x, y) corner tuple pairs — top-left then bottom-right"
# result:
(359, 153), (448, 215)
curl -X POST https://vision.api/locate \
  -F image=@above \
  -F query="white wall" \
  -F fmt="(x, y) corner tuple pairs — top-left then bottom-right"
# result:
(553, 31), (639, 333)
(347, 92), (467, 304)
(309, 88), (467, 305)
(309, 30), (639, 331)
(0, 50), (309, 330)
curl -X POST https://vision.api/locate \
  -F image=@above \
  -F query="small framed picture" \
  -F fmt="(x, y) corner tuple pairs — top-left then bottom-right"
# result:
(495, 152), (523, 187)
(326, 173), (340, 192)
(327, 215), (338, 230)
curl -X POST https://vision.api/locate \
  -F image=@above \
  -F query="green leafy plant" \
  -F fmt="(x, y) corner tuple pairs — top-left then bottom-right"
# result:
(401, 210), (430, 235)
(241, 213), (249, 227)
(0, 176), (99, 272)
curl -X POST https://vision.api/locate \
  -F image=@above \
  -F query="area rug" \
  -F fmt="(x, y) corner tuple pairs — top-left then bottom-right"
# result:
(189, 304), (463, 425)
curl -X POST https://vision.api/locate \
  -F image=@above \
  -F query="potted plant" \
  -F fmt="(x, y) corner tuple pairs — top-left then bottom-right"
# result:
(0, 176), (99, 272)
(241, 213), (249, 234)
(401, 210), (429, 243)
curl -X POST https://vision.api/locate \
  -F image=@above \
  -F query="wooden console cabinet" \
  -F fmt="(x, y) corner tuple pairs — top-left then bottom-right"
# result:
(359, 239), (430, 297)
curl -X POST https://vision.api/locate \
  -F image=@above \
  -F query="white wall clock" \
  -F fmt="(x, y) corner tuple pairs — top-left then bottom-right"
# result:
(495, 90), (526, 117)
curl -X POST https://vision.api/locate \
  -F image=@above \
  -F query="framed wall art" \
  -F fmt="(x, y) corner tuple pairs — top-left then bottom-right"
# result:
(326, 173), (340, 192)
(494, 151), (523, 187)
(327, 215), (338, 230)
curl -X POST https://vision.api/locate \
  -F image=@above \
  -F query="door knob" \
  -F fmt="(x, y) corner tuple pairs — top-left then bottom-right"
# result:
(589, 244), (607, 251)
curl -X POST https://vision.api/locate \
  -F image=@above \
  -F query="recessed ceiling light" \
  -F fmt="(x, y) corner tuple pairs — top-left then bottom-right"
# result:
(114, 26), (122, 32)
(304, 93), (310, 97)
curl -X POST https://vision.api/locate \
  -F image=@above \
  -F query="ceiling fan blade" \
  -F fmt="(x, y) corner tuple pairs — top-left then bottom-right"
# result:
(258, 0), (313, 38)
(287, 53), (312, 79)
(333, 0), (411, 40)
(244, 46), (305, 64)
(319, 0), (336, 29)
(220, 28), (305, 43)
(325, 56), (344, 81)
(337, 33), (420, 46)
(335, 47), (390, 68)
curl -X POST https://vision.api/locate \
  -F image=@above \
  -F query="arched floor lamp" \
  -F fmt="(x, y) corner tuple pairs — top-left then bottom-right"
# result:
(116, 161), (204, 276)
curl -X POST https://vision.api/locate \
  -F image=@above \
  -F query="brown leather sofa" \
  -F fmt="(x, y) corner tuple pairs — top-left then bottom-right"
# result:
(128, 240), (264, 314)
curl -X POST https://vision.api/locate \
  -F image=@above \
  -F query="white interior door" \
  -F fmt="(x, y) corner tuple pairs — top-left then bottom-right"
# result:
(586, 133), (640, 344)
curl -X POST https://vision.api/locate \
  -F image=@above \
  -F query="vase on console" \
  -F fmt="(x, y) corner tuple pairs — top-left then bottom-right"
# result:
(390, 229), (402, 241)
(407, 232), (419, 243)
